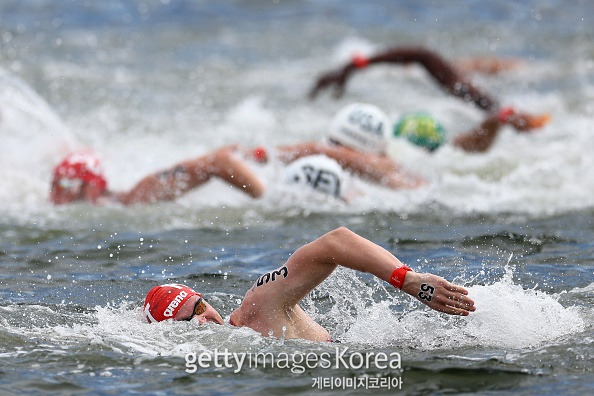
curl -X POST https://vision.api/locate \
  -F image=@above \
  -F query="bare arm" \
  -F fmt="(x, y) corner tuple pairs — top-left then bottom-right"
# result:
(309, 46), (498, 112)
(117, 146), (265, 205)
(453, 113), (502, 153)
(274, 142), (425, 189)
(249, 227), (475, 316)
(454, 111), (551, 153)
(455, 56), (525, 75)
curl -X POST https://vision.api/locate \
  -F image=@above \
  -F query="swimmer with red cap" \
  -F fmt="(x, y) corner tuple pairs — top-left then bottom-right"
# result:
(50, 151), (109, 204)
(144, 227), (475, 342)
(50, 145), (265, 205)
(144, 284), (223, 324)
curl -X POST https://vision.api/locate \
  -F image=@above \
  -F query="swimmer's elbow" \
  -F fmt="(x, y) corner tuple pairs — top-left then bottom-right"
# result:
(327, 226), (353, 237)
(317, 227), (356, 250)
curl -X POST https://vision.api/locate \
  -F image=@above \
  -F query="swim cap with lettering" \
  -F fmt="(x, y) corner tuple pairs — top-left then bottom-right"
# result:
(143, 284), (200, 323)
(52, 151), (108, 191)
(393, 112), (446, 152)
(283, 155), (345, 198)
(328, 103), (390, 154)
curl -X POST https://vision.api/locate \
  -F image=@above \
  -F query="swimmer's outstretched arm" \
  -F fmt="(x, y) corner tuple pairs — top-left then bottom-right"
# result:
(309, 46), (498, 112)
(455, 56), (525, 75)
(454, 110), (551, 152)
(254, 227), (475, 316)
(273, 143), (425, 189)
(116, 146), (265, 204)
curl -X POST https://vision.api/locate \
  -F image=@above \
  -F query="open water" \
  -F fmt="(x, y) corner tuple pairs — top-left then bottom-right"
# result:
(1, 1), (593, 395)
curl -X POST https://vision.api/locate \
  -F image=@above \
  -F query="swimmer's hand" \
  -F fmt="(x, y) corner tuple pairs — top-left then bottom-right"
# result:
(309, 67), (351, 100)
(401, 272), (476, 316)
(508, 112), (552, 132)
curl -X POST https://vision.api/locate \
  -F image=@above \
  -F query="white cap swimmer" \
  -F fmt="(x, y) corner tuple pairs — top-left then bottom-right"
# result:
(327, 103), (390, 155)
(283, 155), (345, 198)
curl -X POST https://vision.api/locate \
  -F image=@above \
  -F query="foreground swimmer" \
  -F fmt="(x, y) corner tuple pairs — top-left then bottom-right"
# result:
(50, 145), (265, 205)
(144, 227), (475, 341)
(309, 46), (550, 152)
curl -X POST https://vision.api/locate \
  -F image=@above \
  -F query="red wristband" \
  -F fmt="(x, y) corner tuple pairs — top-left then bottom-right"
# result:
(252, 147), (268, 163)
(498, 106), (516, 124)
(352, 54), (369, 69)
(389, 265), (412, 289)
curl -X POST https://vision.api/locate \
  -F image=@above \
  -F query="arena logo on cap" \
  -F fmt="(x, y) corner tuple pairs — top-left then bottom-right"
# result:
(164, 290), (188, 317)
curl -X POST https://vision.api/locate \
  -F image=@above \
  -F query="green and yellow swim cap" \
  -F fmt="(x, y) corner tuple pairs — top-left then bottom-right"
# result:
(393, 112), (446, 151)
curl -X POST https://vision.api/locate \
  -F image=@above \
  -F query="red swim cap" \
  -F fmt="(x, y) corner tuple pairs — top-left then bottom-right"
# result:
(143, 284), (200, 323)
(52, 151), (108, 191)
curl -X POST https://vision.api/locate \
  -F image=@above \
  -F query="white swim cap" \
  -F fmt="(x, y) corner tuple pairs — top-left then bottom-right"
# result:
(283, 155), (345, 198)
(328, 103), (390, 154)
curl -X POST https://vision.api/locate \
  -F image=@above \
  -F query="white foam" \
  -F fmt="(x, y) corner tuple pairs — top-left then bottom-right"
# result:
(0, 266), (587, 360)
(340, 267), (585, 349)
(1, 54), (593, 221)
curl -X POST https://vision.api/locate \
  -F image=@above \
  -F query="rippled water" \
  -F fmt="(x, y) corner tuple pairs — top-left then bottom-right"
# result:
(1, 0), (593, 394)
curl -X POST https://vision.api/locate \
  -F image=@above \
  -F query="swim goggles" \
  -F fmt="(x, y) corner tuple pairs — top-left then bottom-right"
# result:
(185, 297), (207, 321)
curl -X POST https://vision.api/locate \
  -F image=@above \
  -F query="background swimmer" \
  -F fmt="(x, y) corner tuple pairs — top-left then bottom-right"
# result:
(309, 45), (550, 152)
(50, 146), (265, 205)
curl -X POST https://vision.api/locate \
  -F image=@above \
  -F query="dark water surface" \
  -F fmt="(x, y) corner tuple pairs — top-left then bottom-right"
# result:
(1, 210), (592, 394)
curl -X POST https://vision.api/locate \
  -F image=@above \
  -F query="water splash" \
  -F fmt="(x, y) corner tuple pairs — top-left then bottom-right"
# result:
(339, 266), (585, 349)
(1, 55), (593, 223)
